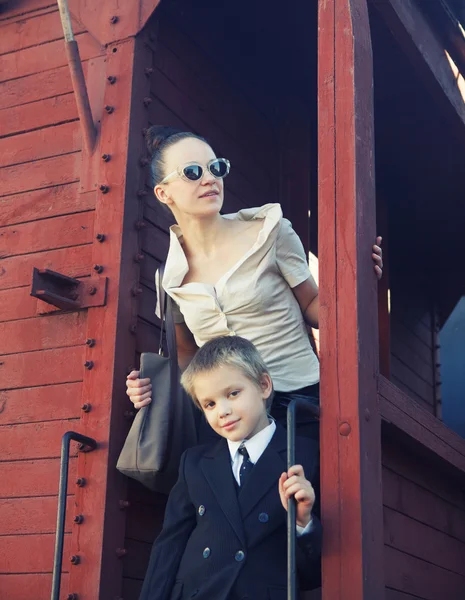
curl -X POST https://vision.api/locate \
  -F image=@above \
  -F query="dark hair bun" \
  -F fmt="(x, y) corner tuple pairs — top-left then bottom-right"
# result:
(145, 125), (182, 155)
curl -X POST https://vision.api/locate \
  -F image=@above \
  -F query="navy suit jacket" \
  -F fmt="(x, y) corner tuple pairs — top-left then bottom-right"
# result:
(140, 424), (322, 600)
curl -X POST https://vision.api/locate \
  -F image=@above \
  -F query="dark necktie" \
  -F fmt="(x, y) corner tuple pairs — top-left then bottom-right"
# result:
(238, 443), (254, 486)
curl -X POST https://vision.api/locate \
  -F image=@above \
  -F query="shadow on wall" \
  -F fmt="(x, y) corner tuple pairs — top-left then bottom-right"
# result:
(440, 296), (465, 439)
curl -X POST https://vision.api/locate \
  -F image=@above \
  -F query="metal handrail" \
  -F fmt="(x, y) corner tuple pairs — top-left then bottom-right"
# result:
(51, 431), (98, 600)
(56, 0), (97, 153)
(287, 399), (320, 600)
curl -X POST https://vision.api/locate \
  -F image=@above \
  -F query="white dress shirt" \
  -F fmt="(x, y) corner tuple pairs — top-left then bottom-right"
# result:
(157, 204), (320, 392)
(227, 421), (312, 535)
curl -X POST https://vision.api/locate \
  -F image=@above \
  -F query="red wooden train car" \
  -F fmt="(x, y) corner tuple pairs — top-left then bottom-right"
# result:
(1, 0), (464, 598)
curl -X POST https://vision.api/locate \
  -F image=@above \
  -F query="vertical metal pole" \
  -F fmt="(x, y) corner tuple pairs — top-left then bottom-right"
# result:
(287, 399), (297, 600)
(51, 432), (97, 600)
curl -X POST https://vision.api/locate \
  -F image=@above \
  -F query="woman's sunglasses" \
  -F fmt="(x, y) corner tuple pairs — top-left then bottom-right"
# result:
(160, 158), (230, 184)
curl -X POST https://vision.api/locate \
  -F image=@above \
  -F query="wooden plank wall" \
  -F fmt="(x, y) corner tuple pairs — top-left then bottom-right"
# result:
(122, 10), (311, 596)
(382, 437), (465, 599)
(0, 3), (104, 596)
(389, 279), (436, 414)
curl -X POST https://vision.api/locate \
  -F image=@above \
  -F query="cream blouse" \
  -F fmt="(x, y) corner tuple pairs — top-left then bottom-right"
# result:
(158, 203), (320, 392)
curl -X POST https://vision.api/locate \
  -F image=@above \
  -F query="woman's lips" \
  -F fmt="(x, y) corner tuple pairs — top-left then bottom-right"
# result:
(199, 190), (219, 198)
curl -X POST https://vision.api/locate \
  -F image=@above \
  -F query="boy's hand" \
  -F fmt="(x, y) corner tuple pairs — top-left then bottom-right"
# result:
(279, 465), (315, 529)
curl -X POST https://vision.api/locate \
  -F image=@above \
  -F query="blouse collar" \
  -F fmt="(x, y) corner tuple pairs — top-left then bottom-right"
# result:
(162, 203), (283, 291)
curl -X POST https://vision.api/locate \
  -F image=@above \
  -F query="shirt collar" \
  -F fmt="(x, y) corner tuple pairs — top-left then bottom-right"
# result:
(227, 419), (276, 465)
(161, 203), (283, 291)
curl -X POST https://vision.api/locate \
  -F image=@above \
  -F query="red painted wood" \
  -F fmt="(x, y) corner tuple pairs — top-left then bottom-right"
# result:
(0, 63), (86, 110)
(0, 533), (71, 573)
(379, 376), (465, 470)
(0, 313), (86, 356)
(66, 38), (145, 600)
(0, 459), (77, 498)
(0, 8), (85, 54)
(0, 185), (95, 228)
(0, 244), (92, 290)
(0, 93), (77, 138)
(0, 32), (102, 83)
(0, 574), (70, 600)
(0, 121), (81, 168)
(390, 356), (434, 406)
(382, 436), (465, 511)
(0, 277), (95, 323)
(0, 152), (81, 197)
(318, 0), (385, 598)
(0, 420), (80, 462)
(389, 376), (433, 414)
(0, 288), (40, 323)
(384, 506), (465, 575)
(0, 0), (59, 22)
(0, 382), (82, 426)
(393, 311), (433, 348)
(391, 320), (433, 366)
(67, 0), (161, 46)
(385, 591), (426, 600)
(383, 466), (465, 543)
(0, 346), (84, 390)
(0, 212), (93, 259)
(384, 545), (465, 600)
(0, 495), (75, 535)
(390, 337), (433, 385)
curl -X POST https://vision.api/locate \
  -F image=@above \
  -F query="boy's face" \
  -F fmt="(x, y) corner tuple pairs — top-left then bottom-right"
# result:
(194, 365), (272, 442)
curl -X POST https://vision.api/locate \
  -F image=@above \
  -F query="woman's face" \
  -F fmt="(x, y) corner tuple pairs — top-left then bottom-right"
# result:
(154, 138), (224, 219)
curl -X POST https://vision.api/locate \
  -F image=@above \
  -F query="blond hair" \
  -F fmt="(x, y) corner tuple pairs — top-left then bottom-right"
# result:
(181, 336), (273, 409)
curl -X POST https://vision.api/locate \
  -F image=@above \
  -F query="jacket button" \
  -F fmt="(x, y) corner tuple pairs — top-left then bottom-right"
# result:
(203, 547), (211, 559)
(259, 512), (269, 523)
(235, 550), (245, 562)
(198, 505), (205, 516)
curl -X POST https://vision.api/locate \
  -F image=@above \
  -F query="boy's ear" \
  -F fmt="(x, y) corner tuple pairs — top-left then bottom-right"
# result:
(260, 373), (273, 400)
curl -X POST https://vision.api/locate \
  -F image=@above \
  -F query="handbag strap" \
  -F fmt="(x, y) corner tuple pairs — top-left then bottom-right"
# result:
(157, 262), (179, 364)
(158, 263), (167, 356)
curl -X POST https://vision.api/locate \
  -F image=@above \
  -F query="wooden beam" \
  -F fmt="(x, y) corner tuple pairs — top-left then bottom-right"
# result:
(371, 0), (465, 134)
(67, 0), (161, 46)
(379, 375), (465, 473)
(318, 0), (385, 598)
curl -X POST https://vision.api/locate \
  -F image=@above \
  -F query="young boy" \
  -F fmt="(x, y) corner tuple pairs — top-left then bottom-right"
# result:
(140, 336), (321, 600)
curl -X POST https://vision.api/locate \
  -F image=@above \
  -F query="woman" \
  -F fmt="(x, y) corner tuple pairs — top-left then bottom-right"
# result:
(126, 126), (383, 439)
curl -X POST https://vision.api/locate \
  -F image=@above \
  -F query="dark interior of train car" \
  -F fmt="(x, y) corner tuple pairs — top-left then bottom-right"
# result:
(124, 1), (319, 595)
(123, 0), (465, 595)
(369, 2), (465, 434)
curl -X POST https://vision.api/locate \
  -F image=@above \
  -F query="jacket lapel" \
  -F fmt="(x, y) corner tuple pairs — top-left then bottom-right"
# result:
(200, 440), (246, 547)
(238, 424), (287, 518)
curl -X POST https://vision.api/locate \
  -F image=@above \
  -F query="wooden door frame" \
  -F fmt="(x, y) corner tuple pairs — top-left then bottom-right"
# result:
(318, 0), (385, 598)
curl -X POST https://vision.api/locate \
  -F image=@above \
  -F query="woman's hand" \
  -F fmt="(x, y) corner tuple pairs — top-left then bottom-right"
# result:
(279, 464), (315, 529)
(373, 236), (383, 280)
(126, 370), (152, 408)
